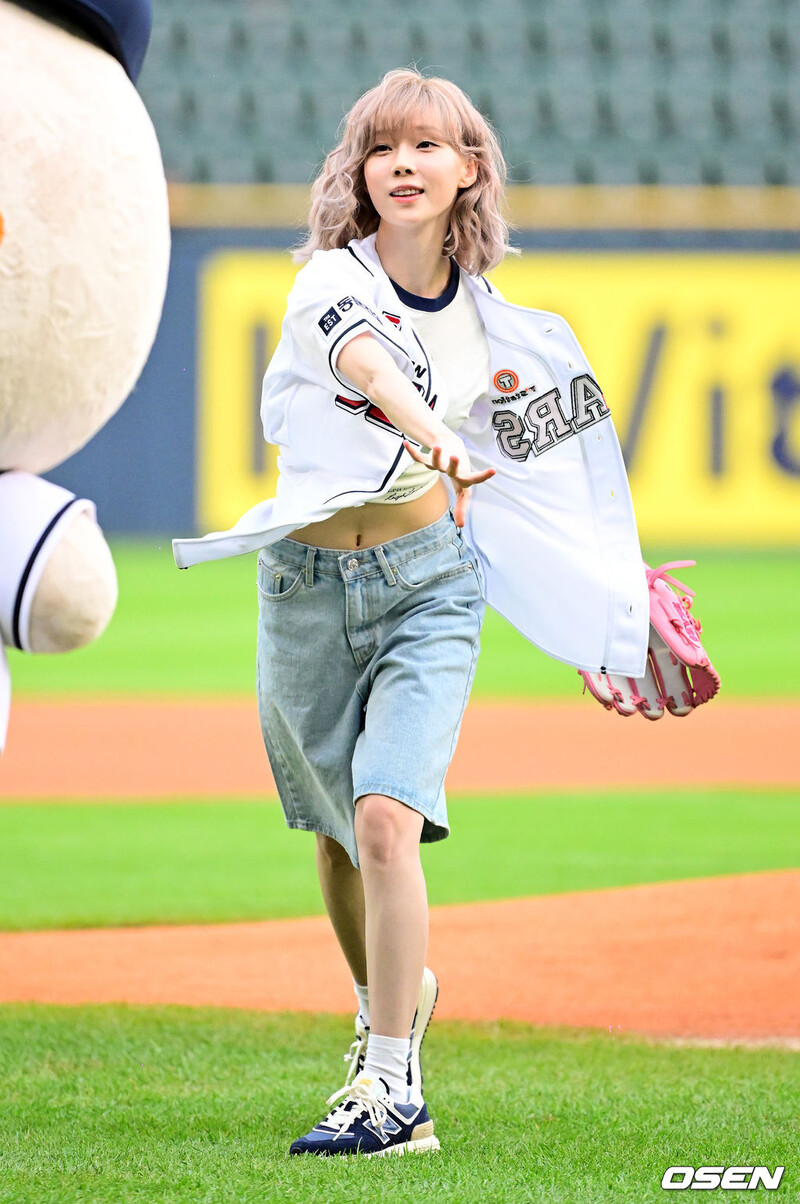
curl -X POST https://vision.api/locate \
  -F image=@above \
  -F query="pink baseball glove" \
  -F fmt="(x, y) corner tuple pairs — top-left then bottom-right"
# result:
(579, 561), (721, 720)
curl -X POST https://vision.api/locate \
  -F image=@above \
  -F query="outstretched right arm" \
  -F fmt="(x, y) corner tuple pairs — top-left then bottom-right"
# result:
(337, 333), (495, 525)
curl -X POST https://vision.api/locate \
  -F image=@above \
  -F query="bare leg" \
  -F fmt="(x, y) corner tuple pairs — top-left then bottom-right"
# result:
(354, 794), (427, 1038)
(315, 833), (368, 986)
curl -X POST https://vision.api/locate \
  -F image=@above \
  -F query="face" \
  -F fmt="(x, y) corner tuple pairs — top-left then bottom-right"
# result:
(363, 122), (478, 233)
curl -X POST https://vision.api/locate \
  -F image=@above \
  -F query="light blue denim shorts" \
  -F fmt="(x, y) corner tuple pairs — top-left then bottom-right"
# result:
(256, 509), (485, 868)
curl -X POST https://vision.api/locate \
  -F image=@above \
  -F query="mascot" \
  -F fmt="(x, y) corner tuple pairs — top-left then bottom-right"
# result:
(0, 0), (170, 749)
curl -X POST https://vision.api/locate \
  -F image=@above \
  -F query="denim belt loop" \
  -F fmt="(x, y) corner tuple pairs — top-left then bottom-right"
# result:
(374, 545), (397, 586)
(304, 546), (316, 587)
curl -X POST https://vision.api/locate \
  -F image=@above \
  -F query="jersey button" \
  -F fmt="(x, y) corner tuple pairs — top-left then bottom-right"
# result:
(347, 557), (359, 570)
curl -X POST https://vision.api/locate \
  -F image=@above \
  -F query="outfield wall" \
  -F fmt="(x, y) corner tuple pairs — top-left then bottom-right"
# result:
(48, 186), (800, 545)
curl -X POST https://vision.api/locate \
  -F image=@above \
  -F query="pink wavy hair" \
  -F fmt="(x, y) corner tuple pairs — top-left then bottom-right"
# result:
(294, 68), (513, 275)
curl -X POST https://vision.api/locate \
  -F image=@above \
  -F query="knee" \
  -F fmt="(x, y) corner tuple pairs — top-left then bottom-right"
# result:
(354, 794), (422, 869)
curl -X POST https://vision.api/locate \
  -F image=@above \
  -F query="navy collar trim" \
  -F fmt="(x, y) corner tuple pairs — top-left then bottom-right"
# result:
(389, 260), (459, 312)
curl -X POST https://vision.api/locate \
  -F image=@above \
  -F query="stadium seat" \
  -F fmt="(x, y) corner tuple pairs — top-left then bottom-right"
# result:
(134, 0), (800, 188)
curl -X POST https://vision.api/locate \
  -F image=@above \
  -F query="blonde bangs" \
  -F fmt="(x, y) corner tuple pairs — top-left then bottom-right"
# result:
(295, 68), (514, 276)
(355, 79), (469, 156)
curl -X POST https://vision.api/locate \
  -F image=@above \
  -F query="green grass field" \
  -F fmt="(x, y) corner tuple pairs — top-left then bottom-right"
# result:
(6, 544), (800, 698)
(2, 544), (798, 1200)
(0, 1008), (797, 1204)
(0, 789), (796, 931)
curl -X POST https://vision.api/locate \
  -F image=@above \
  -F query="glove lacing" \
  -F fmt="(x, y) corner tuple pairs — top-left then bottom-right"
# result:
(647, 560), (704, 643)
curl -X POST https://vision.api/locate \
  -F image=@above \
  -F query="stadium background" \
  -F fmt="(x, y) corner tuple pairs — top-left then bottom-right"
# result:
(45, 0), (800, 546)
(2, 1), (800, 1200)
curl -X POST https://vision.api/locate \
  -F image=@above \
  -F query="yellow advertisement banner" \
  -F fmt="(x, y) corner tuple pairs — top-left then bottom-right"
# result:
(198, 252), (296, 532)
(199, 250), (800, 544)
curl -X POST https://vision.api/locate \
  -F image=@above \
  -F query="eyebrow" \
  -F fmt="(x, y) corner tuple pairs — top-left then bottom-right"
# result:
(372, 129), (444, 143)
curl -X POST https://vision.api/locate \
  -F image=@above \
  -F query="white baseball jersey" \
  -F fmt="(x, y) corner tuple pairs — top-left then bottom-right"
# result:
(173, 234), (649, 676)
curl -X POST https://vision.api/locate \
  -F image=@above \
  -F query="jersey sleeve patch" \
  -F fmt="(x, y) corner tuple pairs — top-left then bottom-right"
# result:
(318, 306), (342, 335)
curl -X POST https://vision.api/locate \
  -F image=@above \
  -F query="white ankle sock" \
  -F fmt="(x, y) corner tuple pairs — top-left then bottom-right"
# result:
(353, 981), (370, 1027)
(360, 1033), (410, 1101)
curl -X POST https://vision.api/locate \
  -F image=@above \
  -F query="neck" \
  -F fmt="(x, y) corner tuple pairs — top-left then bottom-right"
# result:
(374, 220), (451, 298)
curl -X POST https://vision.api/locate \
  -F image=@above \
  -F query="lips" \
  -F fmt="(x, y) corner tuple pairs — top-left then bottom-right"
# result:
(390, 187), (424, 197)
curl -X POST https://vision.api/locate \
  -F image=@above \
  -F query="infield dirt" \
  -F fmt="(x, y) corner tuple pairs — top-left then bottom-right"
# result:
(2, 697), (799, 797)
(0, 871), (797, 1039)
(1, 698), (798, 1040)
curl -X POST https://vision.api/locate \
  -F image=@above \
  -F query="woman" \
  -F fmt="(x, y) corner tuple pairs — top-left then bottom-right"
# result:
(173, 67), (649, 1157)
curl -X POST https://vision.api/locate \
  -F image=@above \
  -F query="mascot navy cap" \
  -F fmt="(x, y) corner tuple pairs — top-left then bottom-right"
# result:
(53, 0), (152, 81)
(17, 0), (153, 82)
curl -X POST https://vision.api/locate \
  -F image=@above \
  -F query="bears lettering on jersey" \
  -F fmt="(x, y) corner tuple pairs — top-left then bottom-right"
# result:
(334, 393), (398, 433)
(491, 374), (610, 462)
(334, 388), (438, 436)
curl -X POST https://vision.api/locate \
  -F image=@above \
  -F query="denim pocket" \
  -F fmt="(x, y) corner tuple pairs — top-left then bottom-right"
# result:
(393, 539), (475, 592)
(257, 556), (304, 601)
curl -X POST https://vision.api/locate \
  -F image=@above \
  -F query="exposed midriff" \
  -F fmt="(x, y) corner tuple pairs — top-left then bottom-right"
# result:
(287, 475), (449, 550)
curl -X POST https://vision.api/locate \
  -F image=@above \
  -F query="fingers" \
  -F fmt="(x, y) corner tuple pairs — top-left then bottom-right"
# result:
(433, 445), (463, 477)
(429, 446), (454, 475)
(402, 439), (434, 469)
(433, 448), (496, 487)
(402, 441), (497, 488)
(438, 452), (496, 488)
(403, 441), (461, 475)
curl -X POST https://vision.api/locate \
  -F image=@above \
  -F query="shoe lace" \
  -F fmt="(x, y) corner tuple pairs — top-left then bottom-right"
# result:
(322, 1080), (389, 1141)
(343, 1017), (367, 1086)
(343, 1037), (361, 1085)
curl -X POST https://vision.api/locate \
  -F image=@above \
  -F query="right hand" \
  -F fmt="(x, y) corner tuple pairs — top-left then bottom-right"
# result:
(403, 433), (496, 528)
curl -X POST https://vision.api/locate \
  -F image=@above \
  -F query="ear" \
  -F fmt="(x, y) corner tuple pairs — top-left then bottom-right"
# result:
(458, 156), (479, 189)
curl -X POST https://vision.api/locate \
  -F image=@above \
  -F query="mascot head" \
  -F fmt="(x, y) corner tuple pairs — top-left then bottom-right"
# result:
(0, 0), (170, 472)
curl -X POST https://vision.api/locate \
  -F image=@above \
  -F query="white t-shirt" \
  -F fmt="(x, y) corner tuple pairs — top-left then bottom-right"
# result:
(374, 262), (490, 504)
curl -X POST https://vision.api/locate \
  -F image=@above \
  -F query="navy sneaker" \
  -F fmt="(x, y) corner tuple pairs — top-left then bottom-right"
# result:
(343, 1011), (369, 1086)
(289, 1074), (440, 1157)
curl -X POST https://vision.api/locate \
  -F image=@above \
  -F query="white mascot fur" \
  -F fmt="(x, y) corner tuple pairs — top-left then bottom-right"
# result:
(0, 0), (169, 749)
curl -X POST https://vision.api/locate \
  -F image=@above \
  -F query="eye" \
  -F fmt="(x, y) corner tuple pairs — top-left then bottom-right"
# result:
(370, 143), (391, 154)
(418, 140), (439, 149)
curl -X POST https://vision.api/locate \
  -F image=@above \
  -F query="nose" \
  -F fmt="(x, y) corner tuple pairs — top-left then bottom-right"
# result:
(393, 162), (413, 175)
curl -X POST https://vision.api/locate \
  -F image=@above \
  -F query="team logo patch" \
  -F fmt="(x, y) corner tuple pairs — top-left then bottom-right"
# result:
(493, 369), (519, 393)
(318, 306), (342, 335)
(382, 311), (402, 327)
